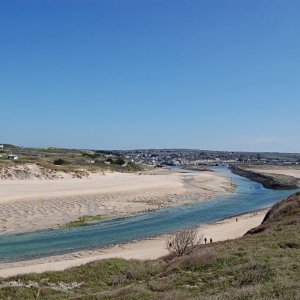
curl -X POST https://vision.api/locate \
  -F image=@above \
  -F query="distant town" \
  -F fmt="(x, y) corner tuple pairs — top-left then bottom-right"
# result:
(1, 144), (299, 170)
(115, 149), (300, 167)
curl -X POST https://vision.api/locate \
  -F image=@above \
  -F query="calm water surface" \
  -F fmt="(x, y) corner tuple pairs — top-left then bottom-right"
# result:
(0, 167), (297, 262)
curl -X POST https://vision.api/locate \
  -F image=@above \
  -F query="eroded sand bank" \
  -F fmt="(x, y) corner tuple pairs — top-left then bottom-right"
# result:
(250, 167), (300, 179)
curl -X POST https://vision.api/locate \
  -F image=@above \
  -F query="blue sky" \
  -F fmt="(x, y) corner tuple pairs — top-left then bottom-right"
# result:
(1, 0), (299, 152)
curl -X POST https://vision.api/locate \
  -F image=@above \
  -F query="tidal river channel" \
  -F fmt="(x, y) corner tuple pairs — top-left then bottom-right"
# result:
(0, 167), (296, 262)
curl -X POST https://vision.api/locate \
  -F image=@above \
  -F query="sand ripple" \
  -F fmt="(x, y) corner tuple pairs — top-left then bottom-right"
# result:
(0, 169), (231, 234)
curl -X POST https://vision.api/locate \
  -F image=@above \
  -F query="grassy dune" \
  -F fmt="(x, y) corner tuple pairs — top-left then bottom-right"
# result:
(0, 145), (144, 177)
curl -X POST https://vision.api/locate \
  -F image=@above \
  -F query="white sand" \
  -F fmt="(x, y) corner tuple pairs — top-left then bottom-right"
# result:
(0, 165), (232, 234)
(0, 209), (267, 278)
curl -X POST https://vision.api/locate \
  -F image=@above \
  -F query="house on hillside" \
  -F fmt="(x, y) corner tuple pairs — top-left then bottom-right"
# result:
(8, 154), (19, 160)
(0, 145), (3, 149)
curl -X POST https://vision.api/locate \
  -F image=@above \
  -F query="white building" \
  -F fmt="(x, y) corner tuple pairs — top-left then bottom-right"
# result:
(0, 145), (3, 149)
(8, 154), (18, 160)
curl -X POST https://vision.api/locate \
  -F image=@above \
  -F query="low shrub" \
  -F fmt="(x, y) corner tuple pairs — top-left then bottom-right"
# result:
(148, 278), (171, 292)
(53, 159), (65, 165)
(110, 274), (127, 286)
(180, 250), (217, 269)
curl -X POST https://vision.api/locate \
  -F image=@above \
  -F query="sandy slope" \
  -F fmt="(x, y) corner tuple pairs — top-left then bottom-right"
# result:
(0, 166), (232, 234)
(0, 209), (267, 278)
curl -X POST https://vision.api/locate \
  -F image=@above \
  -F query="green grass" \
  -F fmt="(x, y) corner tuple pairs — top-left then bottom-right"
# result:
(65, 215), (110, 228)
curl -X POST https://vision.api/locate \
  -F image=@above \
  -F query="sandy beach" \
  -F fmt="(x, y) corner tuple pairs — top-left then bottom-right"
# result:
(0, 164), (232, 235)
(0, 209), (267, 278)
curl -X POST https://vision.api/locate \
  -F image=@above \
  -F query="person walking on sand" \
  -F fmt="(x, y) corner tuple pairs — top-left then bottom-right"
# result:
(204, 237), (207, 244)
(210, 238), (213, 243)
(236, 218), (238, 222)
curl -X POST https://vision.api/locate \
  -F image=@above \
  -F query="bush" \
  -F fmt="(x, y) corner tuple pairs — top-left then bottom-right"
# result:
(165, 228), (203, 257)
(114, 158), (125, 165)
(82, 153), (97, 159)
(148, 278), (171, 292)
(105, 158), (113, 164)
(110, 274), (127, 286)
(53, 159), (65, 165)
(180, 250), (217, 269)
(122, 266), (143, 280)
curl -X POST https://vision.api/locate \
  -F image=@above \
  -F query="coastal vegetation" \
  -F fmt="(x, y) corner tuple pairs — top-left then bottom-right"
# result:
(65, 215), (110, 228)
(0, 144), (144, 177)
(0, 193), (299, 299)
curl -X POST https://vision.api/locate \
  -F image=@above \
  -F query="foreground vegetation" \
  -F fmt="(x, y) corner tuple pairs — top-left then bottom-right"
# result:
(0, 193), (299, 299)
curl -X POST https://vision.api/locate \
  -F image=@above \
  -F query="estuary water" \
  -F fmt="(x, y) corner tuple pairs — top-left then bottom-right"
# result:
(0, 167), (297, 262)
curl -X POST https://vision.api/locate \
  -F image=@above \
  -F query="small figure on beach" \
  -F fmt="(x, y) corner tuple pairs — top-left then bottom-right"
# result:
(236, 218), (238, 222)
(210, 238), (213, 243)
(204, 237), (207, 244)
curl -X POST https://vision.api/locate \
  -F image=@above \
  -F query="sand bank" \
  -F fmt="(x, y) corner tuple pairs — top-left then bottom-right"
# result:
(230, 165), (300, 190)
(0, 209), (267, 278)
(0, 166), (232, 234)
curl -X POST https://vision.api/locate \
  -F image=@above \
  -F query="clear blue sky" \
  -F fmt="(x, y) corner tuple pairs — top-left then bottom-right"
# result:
(1, 1), (299, 152)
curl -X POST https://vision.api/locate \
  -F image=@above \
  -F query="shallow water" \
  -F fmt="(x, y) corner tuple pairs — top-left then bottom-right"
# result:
(0, 167), (297, 262)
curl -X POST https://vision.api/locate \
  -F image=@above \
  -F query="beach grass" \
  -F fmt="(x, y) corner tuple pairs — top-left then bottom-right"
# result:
(65, 215), (110, 228)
